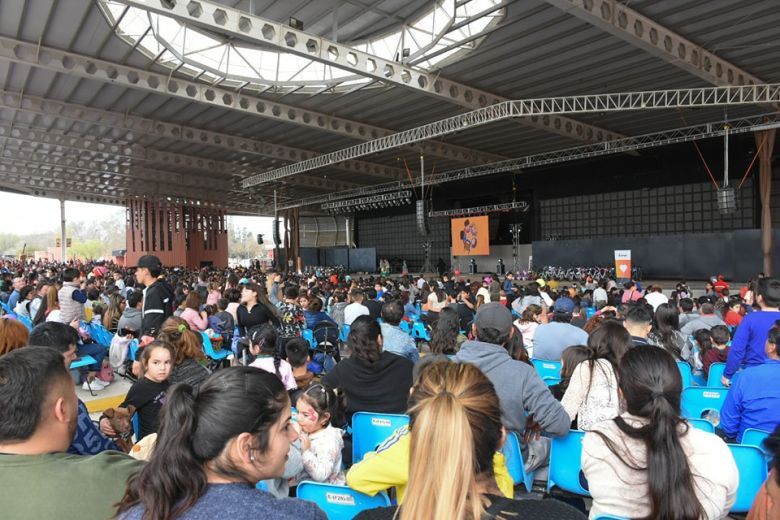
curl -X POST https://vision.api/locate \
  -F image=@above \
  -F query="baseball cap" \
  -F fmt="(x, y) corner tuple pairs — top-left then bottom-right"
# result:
(536, 278), (546, 288)
(136, 255), (162, 270)
(553, 297), (575, 314)
(238, 278), (250, 285)
(474, 302), (513, 333)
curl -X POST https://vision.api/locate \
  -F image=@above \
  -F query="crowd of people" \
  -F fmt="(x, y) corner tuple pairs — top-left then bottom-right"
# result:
(1, 256), (780, 519)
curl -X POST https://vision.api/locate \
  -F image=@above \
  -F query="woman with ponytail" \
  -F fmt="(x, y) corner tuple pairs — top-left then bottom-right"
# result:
(583, 346), (738, 520)
(355, 361), (583, 520)
(158, 317), (210, 390)
(116, 367), (325, 520)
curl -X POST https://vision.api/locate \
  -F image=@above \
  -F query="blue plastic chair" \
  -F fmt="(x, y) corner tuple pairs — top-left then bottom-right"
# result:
(129, 339), (140, 362)
(0, 300), (12, 314)
(501, 431), (536, 493)
(741, 428), (771, 449)
(547, 430), (590, 496)
(296, 481), (390, 520)
(691, 370), (707, 387)
(585, 307), (597, 319)
(302, 328), (316, 349)
(543, 377), (561, 387)
(255, 481), (269, 492)
(132, 413), (140, 442)
(681, 387), (727, 420)
(706, 362), (727, 388)
(676, 360), (693, 388)
(728, 444), (769, 513)
(339, 324), (351, 343)
(688, 418), (715, 433)
(70, 355), (97, 370)
(351, 412), (409, 464)
(532, 359), (562, 381)
(88, 323), (113, 347)
(399, 320), (411, 334)
(200, 332), (229, 368)
(411, 321), (431, 342)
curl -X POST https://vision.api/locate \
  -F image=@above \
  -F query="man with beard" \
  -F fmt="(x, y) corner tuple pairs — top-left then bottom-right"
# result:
(0, 347), (139, 519)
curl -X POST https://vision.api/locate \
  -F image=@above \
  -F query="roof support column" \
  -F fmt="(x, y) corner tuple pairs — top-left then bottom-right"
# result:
(60, 198), (67, 262)
(757, 128), (776, 275)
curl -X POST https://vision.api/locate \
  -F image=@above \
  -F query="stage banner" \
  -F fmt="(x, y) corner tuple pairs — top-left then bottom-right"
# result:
(451, 216), (490, 256)
(614, 250), (632, 279)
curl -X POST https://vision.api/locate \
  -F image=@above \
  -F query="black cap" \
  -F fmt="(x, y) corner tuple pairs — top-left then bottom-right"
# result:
(136, 255), (162, 270)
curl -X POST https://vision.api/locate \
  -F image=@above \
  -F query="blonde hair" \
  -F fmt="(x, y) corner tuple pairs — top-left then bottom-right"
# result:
(401, 361), (502, 520)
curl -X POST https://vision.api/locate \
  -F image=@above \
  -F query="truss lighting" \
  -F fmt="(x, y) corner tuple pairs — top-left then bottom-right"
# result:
(321, 190), (413, 213)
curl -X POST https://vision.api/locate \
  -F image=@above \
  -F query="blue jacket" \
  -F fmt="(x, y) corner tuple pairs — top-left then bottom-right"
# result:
(303, 310), (336, 330)
(724, 310), (780, 378)
(380, 323), (419, 363)
(720, 359), (780, 441)
(68, 399), (119, 455)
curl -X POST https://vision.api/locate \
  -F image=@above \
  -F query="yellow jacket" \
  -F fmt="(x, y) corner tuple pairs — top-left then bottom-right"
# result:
(346, 425), (514, 502)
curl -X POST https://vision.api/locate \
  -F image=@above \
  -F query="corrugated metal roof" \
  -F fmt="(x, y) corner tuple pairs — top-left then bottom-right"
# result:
(0, 0), (778, 215)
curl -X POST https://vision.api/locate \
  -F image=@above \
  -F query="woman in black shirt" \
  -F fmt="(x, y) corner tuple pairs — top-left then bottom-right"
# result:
(236, 283), (279, 337)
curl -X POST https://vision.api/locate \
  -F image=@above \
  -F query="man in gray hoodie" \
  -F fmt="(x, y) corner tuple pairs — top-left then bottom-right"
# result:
(455, 302), (571, 472)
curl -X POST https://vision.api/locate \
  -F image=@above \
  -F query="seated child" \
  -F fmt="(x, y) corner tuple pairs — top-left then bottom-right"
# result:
(286, 337), (320, 390)
(702, 325), (730, 378)
(246, 324), (297, 391)
(293, 383), (346, 485)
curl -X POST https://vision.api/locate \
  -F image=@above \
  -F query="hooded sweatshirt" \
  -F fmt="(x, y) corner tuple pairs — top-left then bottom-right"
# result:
(455, 340), (570, 440)
(322, 351), (413, 422)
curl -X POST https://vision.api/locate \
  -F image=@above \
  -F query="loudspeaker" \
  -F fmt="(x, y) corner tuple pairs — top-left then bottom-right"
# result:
(717, 187), (737, 214)
(272, 219), (281, 245)
(256, 234), (264, 245)
(416, 200), (429, 236)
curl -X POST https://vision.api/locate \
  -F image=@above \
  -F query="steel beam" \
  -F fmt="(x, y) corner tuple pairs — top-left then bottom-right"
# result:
(276, 112), (780, 210)
(0, 148), (266, 211)
(245, 82), (780, 186)
(0, 123), (362, 192)
(0, 89), (404, 186)
(0, 37), (506, 166)
(545, 0), (771, 91)
(114, 0), (622, 145)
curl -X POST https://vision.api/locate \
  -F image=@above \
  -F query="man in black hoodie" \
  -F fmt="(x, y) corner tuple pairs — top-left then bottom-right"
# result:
(134, 255), (174, 338)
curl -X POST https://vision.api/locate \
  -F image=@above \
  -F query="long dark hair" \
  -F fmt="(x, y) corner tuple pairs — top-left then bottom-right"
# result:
(429, 307), (460, 355)
(116, 368), (289, 520)
(594, 347), (704, 520)
(347, 315), (382, 363)
(244, 283), (279, 322)
(585, 320), (630, 396)
(651, 303), (683, 359)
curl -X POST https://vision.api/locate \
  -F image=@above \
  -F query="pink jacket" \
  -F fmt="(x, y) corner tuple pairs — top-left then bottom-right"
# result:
(180, 307), (208, 331)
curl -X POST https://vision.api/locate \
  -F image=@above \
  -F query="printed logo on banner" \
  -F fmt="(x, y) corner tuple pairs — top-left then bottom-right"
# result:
(371, 418), (392, 427)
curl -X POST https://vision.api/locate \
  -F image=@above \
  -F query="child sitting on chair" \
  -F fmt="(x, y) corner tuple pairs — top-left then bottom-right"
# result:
(293, 383), (346, 486)
(246, 324), (297, 392)
(286, 337), (320, 391)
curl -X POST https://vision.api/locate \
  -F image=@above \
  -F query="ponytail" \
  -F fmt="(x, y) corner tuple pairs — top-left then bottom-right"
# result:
(272, 347), (282, 380)
(116, 368), (289, 520)
(117, 384), (204, 520)
(401, 362), (501, 520)
(595, 347), (704, 520)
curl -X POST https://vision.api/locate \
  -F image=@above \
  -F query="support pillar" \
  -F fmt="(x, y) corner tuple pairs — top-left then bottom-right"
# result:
(60, 198), (67, 262)
(756, 129), (776, 276)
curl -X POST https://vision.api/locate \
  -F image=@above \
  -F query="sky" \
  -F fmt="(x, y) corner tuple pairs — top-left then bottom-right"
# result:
(0, 191), (275, 237)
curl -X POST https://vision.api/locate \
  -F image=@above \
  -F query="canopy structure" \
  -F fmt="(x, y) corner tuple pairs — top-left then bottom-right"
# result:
(0, 0), (779, 216)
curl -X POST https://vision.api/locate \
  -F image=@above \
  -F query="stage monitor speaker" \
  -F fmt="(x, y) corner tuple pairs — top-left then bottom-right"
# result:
(256, 234), (264, 245)
(717, 187), (737, 214)
(272, 219), (281, 244)
(416, 200), (429, 236)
